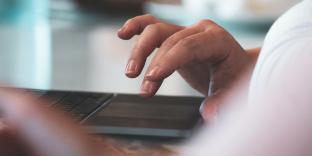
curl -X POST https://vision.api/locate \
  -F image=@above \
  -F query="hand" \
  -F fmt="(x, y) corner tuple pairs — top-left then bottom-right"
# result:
(118, 15), (257, 120)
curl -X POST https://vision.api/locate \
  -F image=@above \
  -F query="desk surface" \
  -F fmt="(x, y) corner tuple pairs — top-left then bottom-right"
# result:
(0, 8), (266, 97)
(103, 135), (180, 155)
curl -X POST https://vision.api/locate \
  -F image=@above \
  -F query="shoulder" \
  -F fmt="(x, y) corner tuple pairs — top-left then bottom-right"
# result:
(261, 0), (312, 55)
(250, 0), (312, 103)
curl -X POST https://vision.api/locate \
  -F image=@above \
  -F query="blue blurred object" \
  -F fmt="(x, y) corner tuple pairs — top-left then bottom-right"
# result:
(0, 0), (51, 88)
(0, 0), (22, 21)
(0, 0), (49, 22)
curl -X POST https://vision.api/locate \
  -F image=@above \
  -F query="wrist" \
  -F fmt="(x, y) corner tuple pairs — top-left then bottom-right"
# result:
(246, 48), (260, 67)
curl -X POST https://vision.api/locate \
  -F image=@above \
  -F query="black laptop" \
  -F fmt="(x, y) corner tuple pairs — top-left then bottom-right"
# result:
(25, 89), (203, 138)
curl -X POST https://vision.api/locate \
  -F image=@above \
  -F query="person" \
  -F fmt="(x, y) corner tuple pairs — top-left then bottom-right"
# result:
(0, 0), (312, 155)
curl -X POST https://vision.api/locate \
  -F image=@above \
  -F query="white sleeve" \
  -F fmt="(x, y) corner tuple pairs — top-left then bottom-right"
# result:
(181, 35), (312, 156)
(180, 0), (312, 153)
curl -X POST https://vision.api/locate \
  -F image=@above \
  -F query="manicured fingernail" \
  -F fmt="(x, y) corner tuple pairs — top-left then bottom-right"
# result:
(146, 66), (160, 80)
(140, 81), (155, 96)
(125, 60), (138, 77)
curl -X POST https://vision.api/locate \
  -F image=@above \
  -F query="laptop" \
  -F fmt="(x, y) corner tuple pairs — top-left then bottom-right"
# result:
(24, 89), (204, 138)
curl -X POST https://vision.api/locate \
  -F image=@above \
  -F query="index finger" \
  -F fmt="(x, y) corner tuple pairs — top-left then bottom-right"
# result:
(118, 14), (160, 40)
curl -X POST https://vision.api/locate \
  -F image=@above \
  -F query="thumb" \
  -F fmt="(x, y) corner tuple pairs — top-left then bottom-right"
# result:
(200, 89), (229, 122)
(200, 97), (218, 123)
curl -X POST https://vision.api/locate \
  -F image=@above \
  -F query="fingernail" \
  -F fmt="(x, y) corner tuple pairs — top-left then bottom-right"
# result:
(203, 104), (218, 122)
(200, 99), (218, 122)
(146, 66), (160, 80)
(119, 24), (129, 33)
(140, 81), (155, 96)
(118, 27), (124, 33)
(125, 60), (138, 77)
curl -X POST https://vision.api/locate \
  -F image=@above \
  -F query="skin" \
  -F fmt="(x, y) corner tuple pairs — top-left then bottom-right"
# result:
(118, 14), (259, 120)
(0, 16), (260, 155)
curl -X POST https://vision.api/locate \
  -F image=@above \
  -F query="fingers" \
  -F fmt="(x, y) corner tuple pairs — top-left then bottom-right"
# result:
(139, 27), (202, 97)
(141, 32), (212, 97)
(139, 21), (226, 97)
(121, 17), (232, 97)
(146, 19), (217, 65)
(142, 25), (231, 97)
(118, 14), (159, 40)
(148, 26), (203, 67)
(147, 26), (230, 81)
(140, 80), (163, 97)
(125, 23), (184, 78)
(149, 35), (202, 80)
(200, 98), (218, 122)
(200, 94), (222, 122)
(199, 89), (228, 122)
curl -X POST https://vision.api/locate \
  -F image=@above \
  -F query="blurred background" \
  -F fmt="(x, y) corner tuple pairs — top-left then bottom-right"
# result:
(0, 0), (301, 96)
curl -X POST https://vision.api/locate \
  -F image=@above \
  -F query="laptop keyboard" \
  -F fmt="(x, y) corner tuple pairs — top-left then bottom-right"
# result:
(28, 90), (114, 121)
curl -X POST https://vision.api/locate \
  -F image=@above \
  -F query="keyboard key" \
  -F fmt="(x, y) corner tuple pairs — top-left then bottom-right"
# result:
(71, 94), (113, 115)
(31, 90), (48, 97)
(55, 93), (89, 112)
(39, 91), (68, 106)
(21, 89), (113, 121)
(73, 113), (89, 121)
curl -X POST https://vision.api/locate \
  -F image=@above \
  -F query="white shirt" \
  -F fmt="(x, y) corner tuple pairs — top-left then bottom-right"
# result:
(182, 1), (312, 155)
(250, 0), (312, 103)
